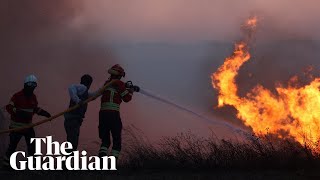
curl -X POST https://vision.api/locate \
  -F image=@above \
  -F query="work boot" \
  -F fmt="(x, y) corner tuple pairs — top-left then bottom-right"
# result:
(110, 149), (120, 170)
(98, 146), (109, 158)
(111, 149), (120, 162)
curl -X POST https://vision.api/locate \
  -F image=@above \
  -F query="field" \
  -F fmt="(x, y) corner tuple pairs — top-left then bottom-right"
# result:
(2, 129), (320, 179)
(121, 129), (320, 170)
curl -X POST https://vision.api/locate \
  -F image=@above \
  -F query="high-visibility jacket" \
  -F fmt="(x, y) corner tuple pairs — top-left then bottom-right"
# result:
(6, 90), (42, 127)
(100, 79), (133, 112)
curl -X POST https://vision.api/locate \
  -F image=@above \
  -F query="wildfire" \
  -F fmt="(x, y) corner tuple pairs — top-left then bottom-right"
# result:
(212, 17), (320, 150)
(245, 16), (258, 28)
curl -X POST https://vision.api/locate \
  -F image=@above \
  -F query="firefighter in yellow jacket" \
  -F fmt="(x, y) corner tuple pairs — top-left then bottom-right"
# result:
(98, 64), (139, 159)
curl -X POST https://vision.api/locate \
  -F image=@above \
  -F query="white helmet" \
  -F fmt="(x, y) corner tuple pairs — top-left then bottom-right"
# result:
(24, 75), (38, 84)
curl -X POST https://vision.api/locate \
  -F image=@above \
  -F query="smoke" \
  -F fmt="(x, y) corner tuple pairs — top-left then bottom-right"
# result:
(1, 0), (320, 149)
(75, 0), (320, 42)
(74, 0), (320, 129)
(0, 109), (9, 157)
(0, 1), (118, 148)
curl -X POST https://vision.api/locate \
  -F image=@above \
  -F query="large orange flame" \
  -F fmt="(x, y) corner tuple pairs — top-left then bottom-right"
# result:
(212, 17), (320, 150)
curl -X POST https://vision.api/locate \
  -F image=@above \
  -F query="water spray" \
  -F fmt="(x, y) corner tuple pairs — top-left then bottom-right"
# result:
(0, 80), (253, 140)
(137, 88), (251, 138)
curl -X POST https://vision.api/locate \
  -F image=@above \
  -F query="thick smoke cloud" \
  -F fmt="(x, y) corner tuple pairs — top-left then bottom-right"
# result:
(1, 0), (320, 154)
(0, 1), (116, 153)
(78, 0), (320, 42)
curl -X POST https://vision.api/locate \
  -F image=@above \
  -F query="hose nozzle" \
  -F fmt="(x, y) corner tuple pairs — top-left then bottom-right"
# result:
(125, 81), (140, 92)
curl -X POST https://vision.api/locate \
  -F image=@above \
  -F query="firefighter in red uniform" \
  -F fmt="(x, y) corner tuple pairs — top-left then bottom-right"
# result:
(3, 75), (51, 167)
(98, 64), (137, 159)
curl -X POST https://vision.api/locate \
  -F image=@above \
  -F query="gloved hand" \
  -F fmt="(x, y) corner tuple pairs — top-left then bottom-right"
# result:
(38, 110), (51, 118)
(125, 81), (140, 92)
(125, 81), (133, 89)
(15, 109), (32, 119)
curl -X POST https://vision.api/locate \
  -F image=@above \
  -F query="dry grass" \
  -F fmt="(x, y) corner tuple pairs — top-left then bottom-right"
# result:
(121, 126), (320, 171)
(0, 124), (319, 179)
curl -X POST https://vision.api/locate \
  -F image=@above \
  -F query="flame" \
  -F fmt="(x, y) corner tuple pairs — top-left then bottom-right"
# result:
(245, 16), (258, 28)
(212, 17), (320, 150)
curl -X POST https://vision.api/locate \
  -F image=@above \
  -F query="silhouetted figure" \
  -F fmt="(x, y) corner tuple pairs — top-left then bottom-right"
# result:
(3, 75), (51, 167)
(98, 64), (137, 160)
(64, 74), (98, 153)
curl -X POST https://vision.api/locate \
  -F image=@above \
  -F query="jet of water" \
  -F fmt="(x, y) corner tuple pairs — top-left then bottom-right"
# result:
(139, 88), (252, 138)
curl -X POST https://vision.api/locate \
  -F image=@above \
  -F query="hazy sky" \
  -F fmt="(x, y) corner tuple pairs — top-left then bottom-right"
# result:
(72, 0), (320, 41)
(1, 0), (320, 154)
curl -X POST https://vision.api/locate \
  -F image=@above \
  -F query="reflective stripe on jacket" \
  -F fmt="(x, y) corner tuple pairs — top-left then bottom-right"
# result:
(6, 90), (39, 124)
(10, 120), (32, 128)
(100, 80), (132, 112)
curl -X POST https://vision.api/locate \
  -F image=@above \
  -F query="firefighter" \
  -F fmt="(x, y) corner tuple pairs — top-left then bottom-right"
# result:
(3, 75), (51, 167)
(98, 64), (135, 159)
(64, 74), (98, 153)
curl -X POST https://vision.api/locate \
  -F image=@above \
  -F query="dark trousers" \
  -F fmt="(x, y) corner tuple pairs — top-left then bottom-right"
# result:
(5, 128), (35, 159)
(64, 116), (83, 152)
(98, 111), (122, 157)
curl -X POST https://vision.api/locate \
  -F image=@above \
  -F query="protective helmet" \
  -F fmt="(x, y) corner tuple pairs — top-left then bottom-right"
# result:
(108, 64), (125, 77)
(24, 75), (38, 87)
(24, 75), (38, 84)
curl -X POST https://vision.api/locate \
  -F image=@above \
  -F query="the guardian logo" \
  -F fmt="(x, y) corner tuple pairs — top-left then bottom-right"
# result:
(10, 136), (117, 170)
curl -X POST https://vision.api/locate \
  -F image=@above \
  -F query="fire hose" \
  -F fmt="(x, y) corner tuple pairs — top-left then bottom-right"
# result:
(0, 80), (250, 138)
(0, 80), (116, 135)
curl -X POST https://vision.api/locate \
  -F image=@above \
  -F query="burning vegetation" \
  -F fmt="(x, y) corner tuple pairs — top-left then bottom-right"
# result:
(212, 17), (320, 151)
